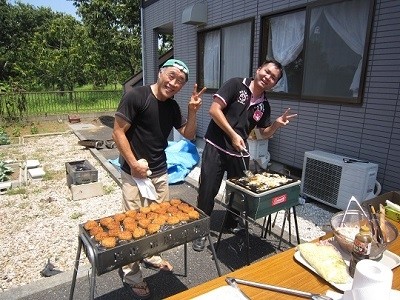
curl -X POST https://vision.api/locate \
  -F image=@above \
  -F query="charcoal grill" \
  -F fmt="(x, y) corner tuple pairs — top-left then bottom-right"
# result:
(69, 202), (221, 300)
(216, 172), (301, 265)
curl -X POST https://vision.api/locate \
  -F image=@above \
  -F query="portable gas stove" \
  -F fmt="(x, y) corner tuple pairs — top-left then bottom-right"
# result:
(216, 172), (301, 265)
(69, 201), (221, 300)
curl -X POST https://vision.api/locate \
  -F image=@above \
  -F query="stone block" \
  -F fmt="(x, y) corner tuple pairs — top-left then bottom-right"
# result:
(70, 181), (104, 201)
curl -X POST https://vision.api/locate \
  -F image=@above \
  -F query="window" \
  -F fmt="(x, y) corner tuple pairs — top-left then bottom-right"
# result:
(261, 0), (374, 103)
(199, 21), (253, 89)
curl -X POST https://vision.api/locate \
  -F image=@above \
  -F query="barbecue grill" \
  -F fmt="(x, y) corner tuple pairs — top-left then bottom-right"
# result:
(216, 172), (301, 265)
(69, 202), (221, 300)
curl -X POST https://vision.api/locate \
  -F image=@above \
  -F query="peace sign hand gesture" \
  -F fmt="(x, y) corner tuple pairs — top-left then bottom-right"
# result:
(276, 108), (297, 127)
(188, 84), (206, 113)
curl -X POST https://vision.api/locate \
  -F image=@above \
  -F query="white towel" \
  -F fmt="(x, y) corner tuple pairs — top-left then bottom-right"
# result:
(132, 177), (157, 200)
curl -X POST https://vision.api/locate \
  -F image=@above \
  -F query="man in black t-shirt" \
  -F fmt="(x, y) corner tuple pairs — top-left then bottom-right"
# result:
(112, 59), (206, 299)
(192, 59), (297, 252)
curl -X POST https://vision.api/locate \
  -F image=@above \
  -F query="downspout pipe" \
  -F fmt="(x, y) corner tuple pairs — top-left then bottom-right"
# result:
(140, 6), (146, 85)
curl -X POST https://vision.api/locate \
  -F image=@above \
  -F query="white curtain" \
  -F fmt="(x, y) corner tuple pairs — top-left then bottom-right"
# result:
(221, 22), (252, 83)
(204, 30), (220, 88)
(324, 0), (369, 96)
(270, 11), (306, 92)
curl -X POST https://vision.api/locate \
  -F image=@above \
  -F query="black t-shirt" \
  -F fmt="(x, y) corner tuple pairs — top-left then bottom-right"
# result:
(204, 77), (271, 155)
(115, 85), (186, 177)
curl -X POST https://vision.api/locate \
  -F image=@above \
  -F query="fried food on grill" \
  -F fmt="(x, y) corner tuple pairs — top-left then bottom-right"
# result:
(123, 217), (136, 226)
(178, 203), (194, 213)
(138, 218), (151, 229)
(147, 223), (161, 234)
(170, 198), (182, 206)
(124, 221), (137, 232)
(176, 211), (190, 222)
(154, 207), (167, 215)
(99, 217), (114, 227)
(84, 220), (99, 231)
(135, 212), (147, 220)
(114, 213), (126, 222)
(167, 206), (179, 214)
(160, 201), (171, 209)
(140, 206), (151, 214)
(101, 237), (117, 248)
(125, 210), (137, 218)
(146, 212), (158, 220)
(108, 228), (121, 237)
(149, 202), (160, 212)
(188, 210), (200, 220)
(118, 230), (133, 241)
(89, 226), (104, 236)
(167, 216), (180, 225)
(105, 221), (120, 230)
(94, 232), (109, 242)
(152, 217), (166, 225)
(132, 227), (146, 239)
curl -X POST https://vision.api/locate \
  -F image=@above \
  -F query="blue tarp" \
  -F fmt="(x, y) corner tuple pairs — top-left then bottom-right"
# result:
(108, 139), (200, 184)
(165, 139), (200, 184)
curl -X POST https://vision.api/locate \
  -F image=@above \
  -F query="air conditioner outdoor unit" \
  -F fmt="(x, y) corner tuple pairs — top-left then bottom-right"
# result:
(301, 150), (378, 210)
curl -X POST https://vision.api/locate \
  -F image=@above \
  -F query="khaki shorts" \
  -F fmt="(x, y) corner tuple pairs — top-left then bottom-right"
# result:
(121, 170), (169, 211)
(120, 170), (170, 284)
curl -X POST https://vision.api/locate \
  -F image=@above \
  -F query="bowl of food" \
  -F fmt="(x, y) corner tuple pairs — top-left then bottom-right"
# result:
(330, 210), (398, 260)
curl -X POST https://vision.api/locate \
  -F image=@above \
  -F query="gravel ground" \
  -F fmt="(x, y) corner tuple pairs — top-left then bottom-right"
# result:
(0, 130), (338, 294)
(0, 132), (122, 292)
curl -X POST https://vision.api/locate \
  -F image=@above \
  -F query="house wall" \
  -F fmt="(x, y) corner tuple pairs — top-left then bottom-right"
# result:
(141, 0), (400, 193)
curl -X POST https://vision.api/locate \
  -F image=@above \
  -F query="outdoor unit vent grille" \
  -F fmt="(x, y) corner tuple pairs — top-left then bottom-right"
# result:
(302, 158), (342, 206)
(301, 150), (378, 210)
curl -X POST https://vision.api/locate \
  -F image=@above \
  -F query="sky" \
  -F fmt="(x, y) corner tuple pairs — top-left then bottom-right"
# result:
(11, 0), (79, 19)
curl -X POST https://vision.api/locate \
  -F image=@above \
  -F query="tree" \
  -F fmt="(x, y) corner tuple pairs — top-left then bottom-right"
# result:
(29, 15), (89, 91)
(73, 0), (142, 85)
(0, 0), (143, 90)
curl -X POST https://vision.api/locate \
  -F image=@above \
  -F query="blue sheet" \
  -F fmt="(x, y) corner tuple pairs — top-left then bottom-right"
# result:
(107, 139), (200, 184)
(165, 139), (200, 184)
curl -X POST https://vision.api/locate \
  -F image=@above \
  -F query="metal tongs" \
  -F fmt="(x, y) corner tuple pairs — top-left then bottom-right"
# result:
(226, 277), (333, 300)
(240, 148), (253, 178)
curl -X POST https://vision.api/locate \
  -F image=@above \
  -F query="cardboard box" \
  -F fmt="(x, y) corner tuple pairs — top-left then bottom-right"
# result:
(362, 191), (400, 223)
(248, 139), (269, 160)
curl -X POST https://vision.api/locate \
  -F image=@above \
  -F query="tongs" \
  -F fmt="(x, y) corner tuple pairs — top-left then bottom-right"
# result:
(240, 148), (253, 177)
(226, 277), (333, 300)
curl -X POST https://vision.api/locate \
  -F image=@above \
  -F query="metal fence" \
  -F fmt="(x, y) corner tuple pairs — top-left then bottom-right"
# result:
(0, 90), (123, 120)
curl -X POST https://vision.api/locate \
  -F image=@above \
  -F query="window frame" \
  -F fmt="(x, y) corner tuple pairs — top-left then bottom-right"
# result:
(197, 18), (255, 92)
(259, 0), (375, 104)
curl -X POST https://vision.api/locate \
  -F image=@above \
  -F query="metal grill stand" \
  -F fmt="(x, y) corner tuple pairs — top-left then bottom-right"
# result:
(215, 180), (301, 266)
(69, 232), (221, 300)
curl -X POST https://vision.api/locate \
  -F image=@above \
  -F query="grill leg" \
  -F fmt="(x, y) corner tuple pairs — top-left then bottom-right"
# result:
(288, 209), (292, 244)
(215, 192), (234, 251)
(278, 210), (287, 250)
(293, 206), (300, 244)
(89, 268), (96, 300)
(184, 242), (188, 277)
(69, 236), (83, 300)
(207, 234), (221, 276)
(243, 211), (250, 266)
(261, 215), (272, 239)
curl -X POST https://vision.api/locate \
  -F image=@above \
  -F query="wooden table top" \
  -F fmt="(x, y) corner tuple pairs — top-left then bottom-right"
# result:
(167, 220), (400, 299)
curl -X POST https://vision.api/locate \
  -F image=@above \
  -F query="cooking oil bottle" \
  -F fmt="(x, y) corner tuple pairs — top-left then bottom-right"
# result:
(349, 224), (372, 277)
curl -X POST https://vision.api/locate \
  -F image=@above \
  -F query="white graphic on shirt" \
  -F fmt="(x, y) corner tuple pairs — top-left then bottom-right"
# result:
(237, 90), (248, 105)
